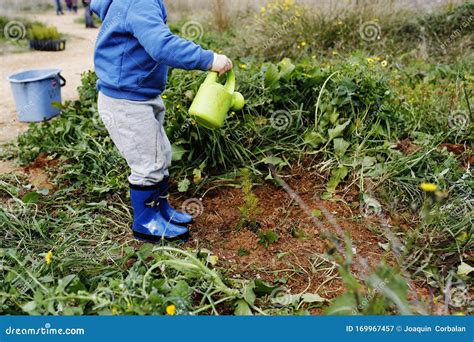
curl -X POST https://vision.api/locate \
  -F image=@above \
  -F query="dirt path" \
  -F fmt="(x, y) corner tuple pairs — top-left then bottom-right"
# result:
(0, 11), (96, 144)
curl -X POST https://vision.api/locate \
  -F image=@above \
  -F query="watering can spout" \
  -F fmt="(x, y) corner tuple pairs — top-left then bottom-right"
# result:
(189, 69), (245, 130)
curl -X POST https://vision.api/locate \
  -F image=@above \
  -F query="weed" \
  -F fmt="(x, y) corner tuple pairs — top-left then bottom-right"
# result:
(237, 169), (262, 232)
(258, 230), (279, 248)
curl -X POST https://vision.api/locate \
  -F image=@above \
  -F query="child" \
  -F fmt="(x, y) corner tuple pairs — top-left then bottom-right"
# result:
(91, 0), (232, 243)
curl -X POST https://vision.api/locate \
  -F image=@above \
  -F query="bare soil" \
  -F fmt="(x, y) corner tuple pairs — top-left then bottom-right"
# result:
(181, 167), (430, 304)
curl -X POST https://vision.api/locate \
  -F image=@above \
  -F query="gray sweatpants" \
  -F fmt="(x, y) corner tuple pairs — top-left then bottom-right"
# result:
(97, 92), (172, 186)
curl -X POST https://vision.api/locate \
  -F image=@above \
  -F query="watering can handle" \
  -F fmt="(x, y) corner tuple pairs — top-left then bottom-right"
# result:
(203, 70), (235, 93)
(224, 69), (235, 93)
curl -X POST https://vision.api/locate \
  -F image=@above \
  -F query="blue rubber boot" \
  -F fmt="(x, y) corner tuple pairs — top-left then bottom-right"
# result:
(130, 184), (189, 243)
(159, 177), (194, 226)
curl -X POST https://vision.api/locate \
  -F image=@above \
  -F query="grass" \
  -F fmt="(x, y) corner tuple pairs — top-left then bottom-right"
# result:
(1, 0), (472, 316)
(214, 0), (474, 62)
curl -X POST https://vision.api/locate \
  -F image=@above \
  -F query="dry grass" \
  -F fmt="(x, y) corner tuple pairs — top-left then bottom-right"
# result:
(0, 0), (52, 15)
(212, 0), (229, 31)
(1, 0), (463, 17)
(164, 0), (463, 15)
(163, 0), (465, 28)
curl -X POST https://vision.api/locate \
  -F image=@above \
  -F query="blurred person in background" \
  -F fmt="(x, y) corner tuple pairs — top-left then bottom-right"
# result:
(54, 0), (64, 15)
(72, 0), (79, 14)
(65, 0), (72, 12)
(83, 0), (96, 28)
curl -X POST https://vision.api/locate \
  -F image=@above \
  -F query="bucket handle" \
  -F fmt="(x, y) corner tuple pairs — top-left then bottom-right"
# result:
(59, 74), (66, 87)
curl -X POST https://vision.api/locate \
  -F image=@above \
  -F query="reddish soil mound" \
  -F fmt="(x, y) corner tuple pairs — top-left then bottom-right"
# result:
(182, 169), (391, 299)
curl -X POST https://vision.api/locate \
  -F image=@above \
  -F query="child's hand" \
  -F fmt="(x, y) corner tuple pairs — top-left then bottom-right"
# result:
(211, 53), (233, 76)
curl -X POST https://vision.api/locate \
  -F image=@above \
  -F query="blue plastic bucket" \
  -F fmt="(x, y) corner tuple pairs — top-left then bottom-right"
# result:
(8, 68), (66, 122)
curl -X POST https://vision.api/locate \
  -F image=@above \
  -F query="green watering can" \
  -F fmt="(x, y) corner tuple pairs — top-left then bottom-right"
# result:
(189, 70), (245, 129)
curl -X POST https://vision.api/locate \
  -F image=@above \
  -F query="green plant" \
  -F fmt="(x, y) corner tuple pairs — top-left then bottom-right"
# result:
(238, 248), (250, 256)
(258, 230), (279, 248)
(237, 169), (262, 231)
(27, 24), (62, 41)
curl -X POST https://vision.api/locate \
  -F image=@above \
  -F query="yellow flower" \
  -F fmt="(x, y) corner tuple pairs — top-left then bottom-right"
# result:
(381, 60), (388, 67)
(207, 255), (219, 266)
(301, 41), (306, 47)
(239, 64), (247, 69)
(420, 182), (438, 192)
(45, 250), (53, 265)
(166, 304), (176, 316)
(332, 51), (338, 56)
(176, 104), (181, 109)
(312, 55), (316, 59)
(111, 307), (119, 315)
(367, 57), (375, 63)
(162, 95), (167, 99)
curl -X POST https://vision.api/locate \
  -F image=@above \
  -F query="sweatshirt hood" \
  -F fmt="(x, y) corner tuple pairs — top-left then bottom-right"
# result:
(91, 0), (113, 20)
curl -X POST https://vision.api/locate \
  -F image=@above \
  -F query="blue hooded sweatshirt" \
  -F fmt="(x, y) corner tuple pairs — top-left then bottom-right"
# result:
(91, 0), (215, 101)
